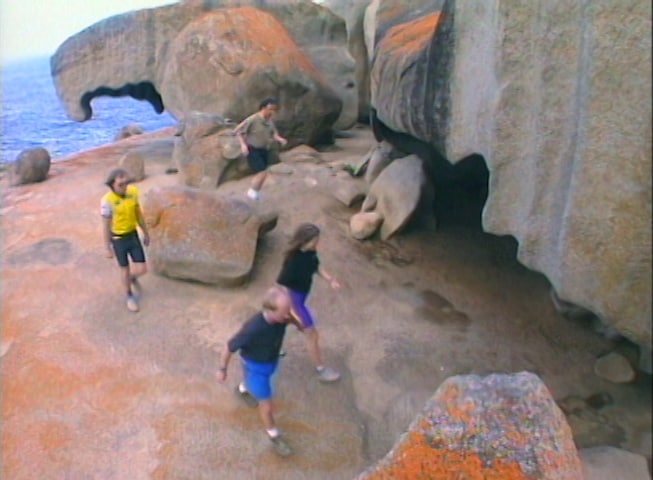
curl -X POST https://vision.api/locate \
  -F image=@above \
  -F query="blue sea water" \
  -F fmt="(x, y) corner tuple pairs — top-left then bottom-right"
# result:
(0, 56), (176, 164)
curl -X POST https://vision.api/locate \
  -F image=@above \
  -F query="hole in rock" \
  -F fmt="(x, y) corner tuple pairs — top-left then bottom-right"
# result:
(80, 82), (165, 120)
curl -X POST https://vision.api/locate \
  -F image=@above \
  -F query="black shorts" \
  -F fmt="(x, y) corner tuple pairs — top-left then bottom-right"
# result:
(246, 145), (269, 173)
(111, 231), (145, 267)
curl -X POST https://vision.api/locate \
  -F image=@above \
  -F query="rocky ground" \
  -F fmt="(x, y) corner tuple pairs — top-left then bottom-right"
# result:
(1, 125), (650, 479)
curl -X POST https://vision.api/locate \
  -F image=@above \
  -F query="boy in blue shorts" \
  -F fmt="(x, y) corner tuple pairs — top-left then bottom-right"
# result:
(216, 286), (303, 457)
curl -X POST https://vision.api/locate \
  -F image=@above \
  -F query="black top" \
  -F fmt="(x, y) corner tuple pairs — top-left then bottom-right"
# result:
(277, 250), (320, 294)
(227, 312), (287, 363)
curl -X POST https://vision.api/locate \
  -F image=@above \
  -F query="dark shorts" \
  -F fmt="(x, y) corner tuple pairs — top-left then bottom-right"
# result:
(246, 145), (269, 173)
(111, 231), (145, 268)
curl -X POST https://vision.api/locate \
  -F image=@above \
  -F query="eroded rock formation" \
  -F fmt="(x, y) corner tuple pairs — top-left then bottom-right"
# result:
(50, 0), (355, 140)
(360, 0), (652, 347)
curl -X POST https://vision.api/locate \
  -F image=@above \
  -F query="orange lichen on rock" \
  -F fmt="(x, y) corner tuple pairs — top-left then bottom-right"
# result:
(215, 6), (320, 76)
(380, 13), (442, 57)
(364, 432), (529, 480)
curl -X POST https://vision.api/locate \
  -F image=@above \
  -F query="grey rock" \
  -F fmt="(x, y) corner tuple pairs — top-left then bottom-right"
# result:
(350, 211), (383, 239)
(10, 148), (51, 186)
(594, 352), (636, 384)
(364, 155), (426, 240)
(580, 446), (651, 480)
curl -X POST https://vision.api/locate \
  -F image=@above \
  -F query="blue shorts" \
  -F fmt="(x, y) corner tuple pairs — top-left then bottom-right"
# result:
(246, 145), (269, 173)
(288, 289), (315, 329)
(242, 357), (279, 401)
(111, 231), (145, 268)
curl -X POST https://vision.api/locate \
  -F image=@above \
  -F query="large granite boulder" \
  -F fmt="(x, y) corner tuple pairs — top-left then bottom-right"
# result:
(358, 372), (583, 479)
(364, 0), (652, 346)
(50, 0), (354, 139)
(160, 6), (342, 145)
(141, 185), (277, 286)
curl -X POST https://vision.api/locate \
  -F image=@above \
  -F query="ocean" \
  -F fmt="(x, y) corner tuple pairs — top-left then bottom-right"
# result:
(0, 56), (177, 164)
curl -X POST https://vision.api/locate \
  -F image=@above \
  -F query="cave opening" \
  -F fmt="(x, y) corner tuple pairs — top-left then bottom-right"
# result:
(80, 82), (165, 121)
(370, 111), (489, 231)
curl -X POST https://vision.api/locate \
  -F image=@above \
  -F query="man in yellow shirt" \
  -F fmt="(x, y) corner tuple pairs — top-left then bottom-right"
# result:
(101, 169), (150, 312)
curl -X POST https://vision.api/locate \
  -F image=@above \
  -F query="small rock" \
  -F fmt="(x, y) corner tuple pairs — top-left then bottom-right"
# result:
(594, 352), (636, 383)
(350, 211), (383, 240)
(115, 123), (144, 141)
(10, 147), (51, 186)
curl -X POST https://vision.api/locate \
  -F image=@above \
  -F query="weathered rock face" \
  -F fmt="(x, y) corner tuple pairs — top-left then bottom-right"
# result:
(318, 0), (373, 121)
(364, 0), (652, 346)
(141, 185), (277, 285)
(50, 0), (354, 138)
(358, 372), (583, 479)
(160, 6), (342, 145)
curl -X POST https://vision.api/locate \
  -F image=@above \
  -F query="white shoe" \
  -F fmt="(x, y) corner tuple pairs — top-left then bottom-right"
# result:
(126, 294), (139, 312)
(317, 366), (340, 383)
(247, 188), (260, 200)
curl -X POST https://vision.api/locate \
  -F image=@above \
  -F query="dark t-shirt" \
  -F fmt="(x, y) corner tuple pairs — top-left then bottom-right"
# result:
(227, 312), (287, 363)
(276, 250), (320, 294)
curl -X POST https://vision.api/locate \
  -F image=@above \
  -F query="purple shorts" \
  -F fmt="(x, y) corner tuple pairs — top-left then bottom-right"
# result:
(288, 289), (315, 329)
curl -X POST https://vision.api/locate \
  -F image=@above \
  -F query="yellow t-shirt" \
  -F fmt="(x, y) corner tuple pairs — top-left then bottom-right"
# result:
(100, 185), (141, 235)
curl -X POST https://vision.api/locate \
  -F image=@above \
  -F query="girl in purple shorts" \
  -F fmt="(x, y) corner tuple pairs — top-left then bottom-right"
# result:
(276, 223), (342, 383)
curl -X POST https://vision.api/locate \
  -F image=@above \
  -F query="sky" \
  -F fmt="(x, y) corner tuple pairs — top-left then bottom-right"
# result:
(0, 0), (176, 65)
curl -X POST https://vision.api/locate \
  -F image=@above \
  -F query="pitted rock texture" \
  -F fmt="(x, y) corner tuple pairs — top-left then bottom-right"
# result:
(358, 372), (583, 480)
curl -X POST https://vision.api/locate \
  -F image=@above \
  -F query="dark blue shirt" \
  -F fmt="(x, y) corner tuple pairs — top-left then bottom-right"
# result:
(227, 312), (287, 363)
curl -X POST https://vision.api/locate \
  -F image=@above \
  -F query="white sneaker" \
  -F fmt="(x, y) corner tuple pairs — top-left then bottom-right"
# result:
(269, 434), (293, 457)
(247, 188), (260, 200)
(317, 366), (340, 383)
(126, 294), (139, 312)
